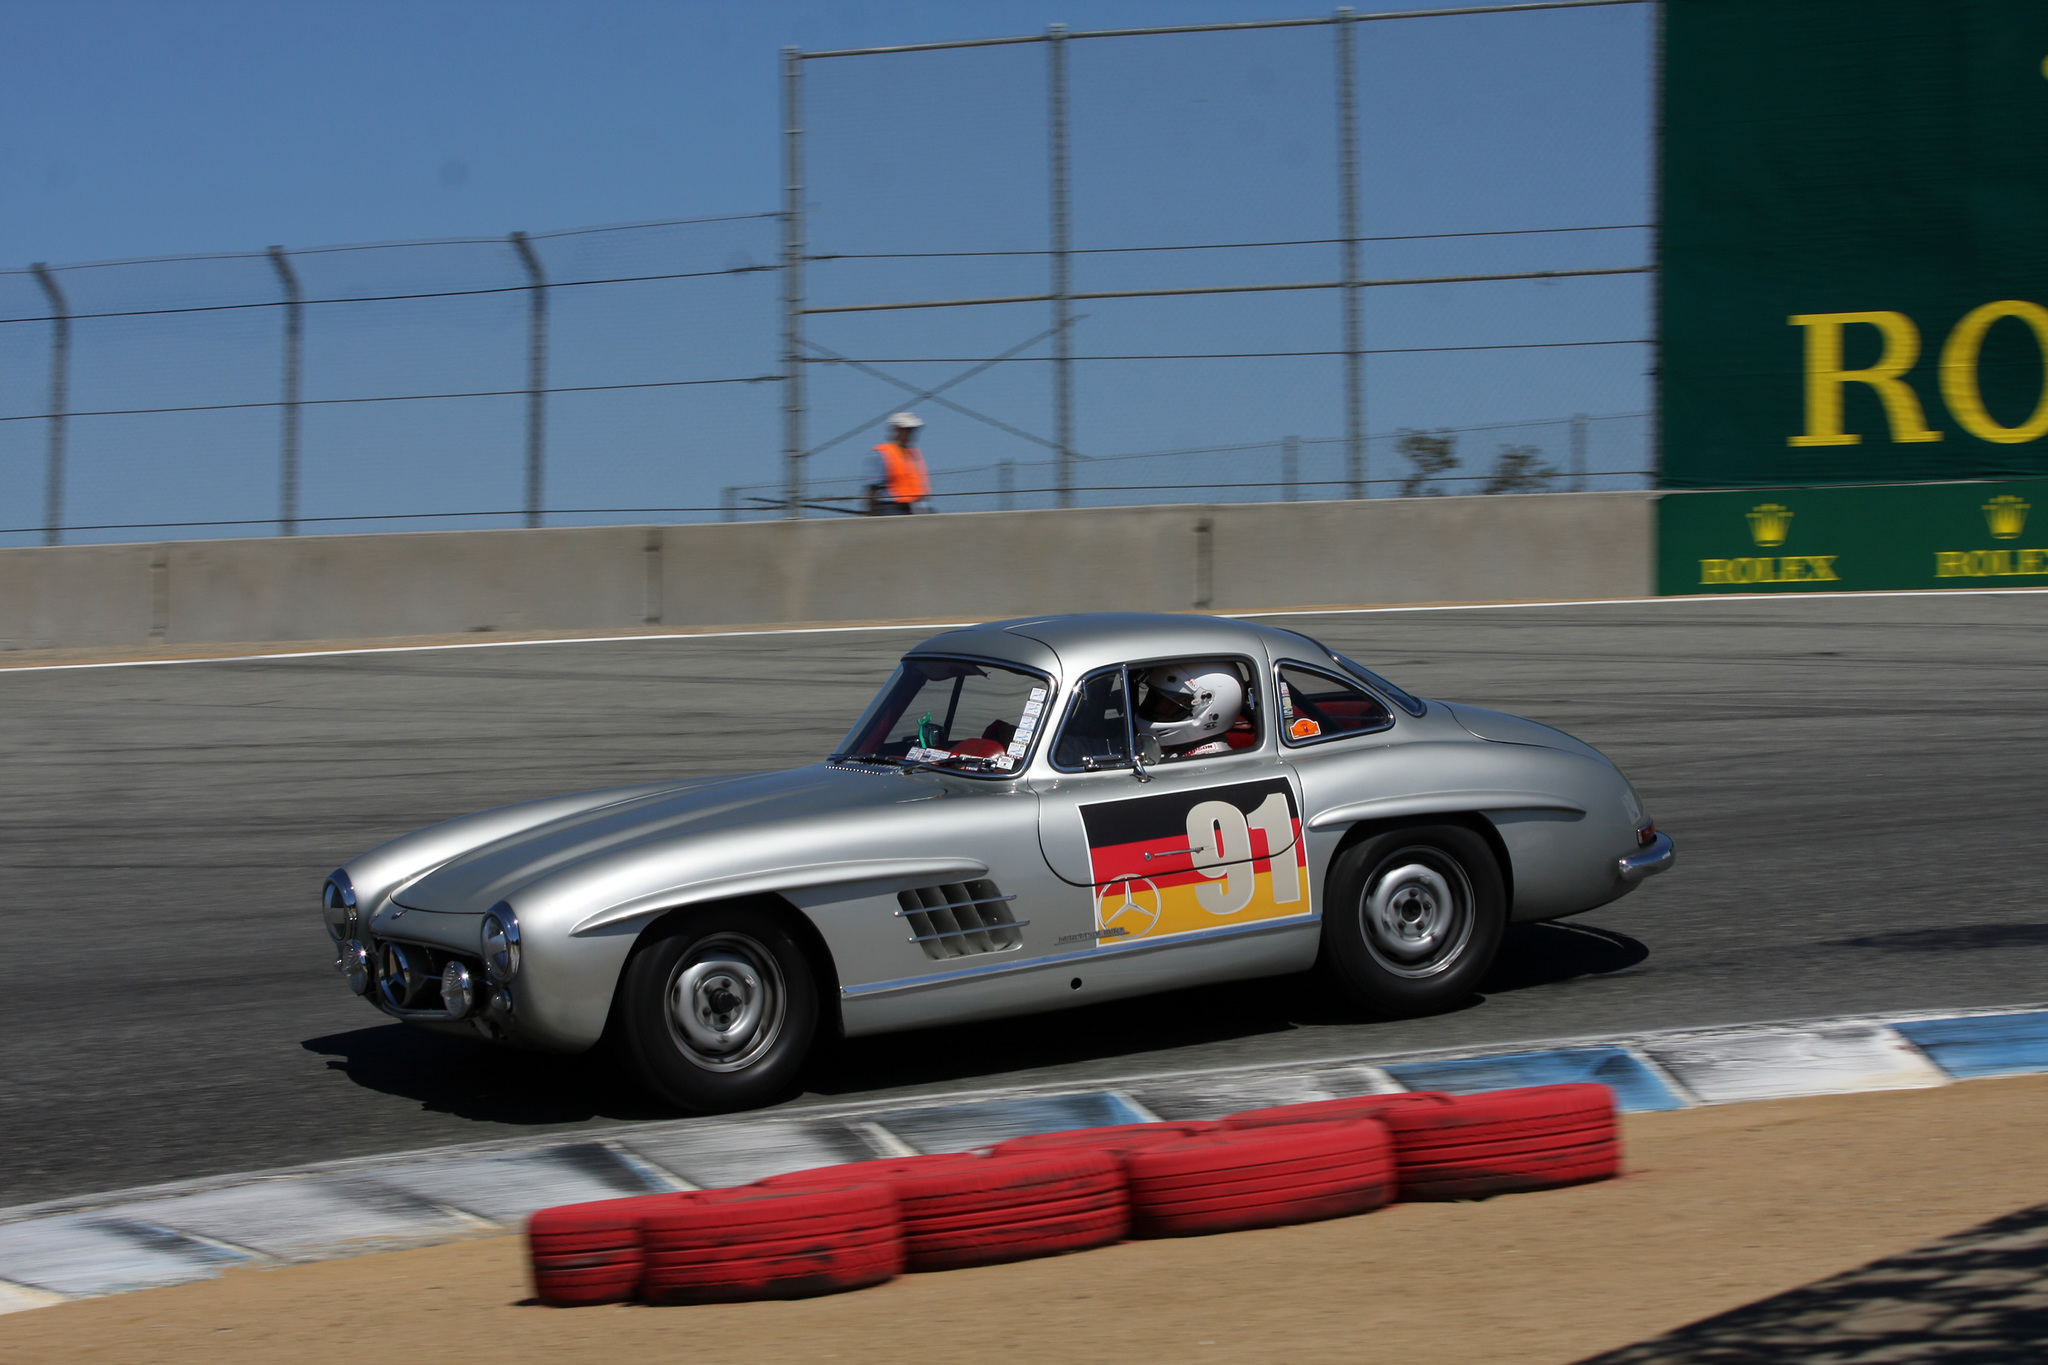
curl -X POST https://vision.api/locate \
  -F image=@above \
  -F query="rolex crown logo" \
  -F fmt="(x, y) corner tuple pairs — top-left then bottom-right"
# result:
(1746, 503), (1793, 548)
(1982, 494), (2030, 540)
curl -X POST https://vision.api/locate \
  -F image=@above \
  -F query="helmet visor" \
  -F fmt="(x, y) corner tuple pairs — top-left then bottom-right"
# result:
(1137, 687), (1196, 724)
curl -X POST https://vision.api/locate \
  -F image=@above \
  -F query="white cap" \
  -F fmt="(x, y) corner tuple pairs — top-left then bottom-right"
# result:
(888, 412), (924, 431)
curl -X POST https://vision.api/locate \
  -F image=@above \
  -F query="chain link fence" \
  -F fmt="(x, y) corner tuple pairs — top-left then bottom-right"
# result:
(0, 1), (1653, 547)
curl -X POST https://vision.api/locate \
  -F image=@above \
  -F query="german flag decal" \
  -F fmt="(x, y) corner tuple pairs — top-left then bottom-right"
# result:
(1082, 778), (1310, 945)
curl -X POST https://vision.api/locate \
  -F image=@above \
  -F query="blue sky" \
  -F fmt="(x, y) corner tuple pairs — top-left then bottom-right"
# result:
(0, 1), (1654, 540)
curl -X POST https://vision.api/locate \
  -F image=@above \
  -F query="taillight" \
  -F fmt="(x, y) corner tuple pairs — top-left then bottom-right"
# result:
(1636, 821), (1656, 847)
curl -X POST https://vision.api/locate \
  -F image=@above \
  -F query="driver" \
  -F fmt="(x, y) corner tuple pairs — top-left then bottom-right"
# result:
(1135, 662), (1244, 760)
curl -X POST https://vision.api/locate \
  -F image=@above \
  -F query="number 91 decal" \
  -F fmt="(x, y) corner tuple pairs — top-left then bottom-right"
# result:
(1082, 778), (1310, 944)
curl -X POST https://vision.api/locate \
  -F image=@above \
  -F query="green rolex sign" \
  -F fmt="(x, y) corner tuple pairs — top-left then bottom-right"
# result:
(1658, 479), (2048, 594)
(1661, 0), (2048, 488)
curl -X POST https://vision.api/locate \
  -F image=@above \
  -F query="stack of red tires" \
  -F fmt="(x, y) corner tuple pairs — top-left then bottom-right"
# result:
(524, 1082), (1620, 1308)
(762, 1149), (1127, 1269)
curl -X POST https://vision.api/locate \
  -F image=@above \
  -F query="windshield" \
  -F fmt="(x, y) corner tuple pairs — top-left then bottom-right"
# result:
(832, 655), (1052, 775)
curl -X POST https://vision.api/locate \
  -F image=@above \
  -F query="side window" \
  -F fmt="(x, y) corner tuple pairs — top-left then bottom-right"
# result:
(1276, 662), (1393, 745)
(1052, 669), (1132, 771)
(1129, 657), (1262, 760)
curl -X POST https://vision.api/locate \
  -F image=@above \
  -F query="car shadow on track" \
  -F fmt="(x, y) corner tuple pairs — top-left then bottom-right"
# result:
(808, 920), (1650, 1100)
(301, 1025), (671, 1126)
(299, 921), (1649, 1122)
(1481, 921), (1649, 994)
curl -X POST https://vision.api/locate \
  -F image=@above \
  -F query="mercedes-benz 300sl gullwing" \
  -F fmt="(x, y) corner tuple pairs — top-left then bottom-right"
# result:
(321, 612), (1673, 1112)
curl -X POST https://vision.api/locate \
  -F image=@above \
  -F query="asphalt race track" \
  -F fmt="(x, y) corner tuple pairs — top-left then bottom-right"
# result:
(4, 592), (2046, 1209)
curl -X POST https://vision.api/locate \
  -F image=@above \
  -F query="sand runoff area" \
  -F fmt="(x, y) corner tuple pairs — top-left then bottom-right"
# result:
(3, 1074), (2042, 1365)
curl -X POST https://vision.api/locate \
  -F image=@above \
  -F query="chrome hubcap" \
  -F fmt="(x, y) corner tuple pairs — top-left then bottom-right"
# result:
(664, 934), (785, 1073)
(1360, 850), (1474, 979)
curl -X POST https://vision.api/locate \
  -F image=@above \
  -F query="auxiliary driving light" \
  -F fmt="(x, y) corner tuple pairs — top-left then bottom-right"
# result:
(336, 940), (371, 995)
(440, 961), (476, 1019)
(480, 905), (521, 983)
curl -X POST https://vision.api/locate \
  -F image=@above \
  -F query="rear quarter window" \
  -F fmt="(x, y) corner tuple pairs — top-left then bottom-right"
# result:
(1276, 662), (1394, 745)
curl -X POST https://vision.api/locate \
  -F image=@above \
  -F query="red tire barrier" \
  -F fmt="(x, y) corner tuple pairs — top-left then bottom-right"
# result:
(761, 1150), (1128, 1271)
(527, 1196), (660, 1307)
(1227, 1084), (1618, 1201)
(1123, 1119), (1394, 1238)
(1380, 1083), (1618, 1200)
(639, 1184), (903, 1305)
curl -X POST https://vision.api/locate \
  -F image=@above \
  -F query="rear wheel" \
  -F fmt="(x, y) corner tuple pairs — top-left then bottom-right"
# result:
(1319, 823), (1505, 1018)
(617, 903), (818, 1112)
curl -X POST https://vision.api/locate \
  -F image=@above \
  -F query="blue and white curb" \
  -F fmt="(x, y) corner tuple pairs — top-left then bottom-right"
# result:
(2, 1003), (2043, 1312)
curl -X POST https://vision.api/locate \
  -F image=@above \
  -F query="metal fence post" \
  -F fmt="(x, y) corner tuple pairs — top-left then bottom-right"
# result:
(1336, 8), (1365, 500)
(1570, 412), (1588, 491)
(1048, 22), (1075, 510)
(1648, 0), (1665, 489)
(509, 232), (548, 529)
(266, 247), (303, 535)
(782, 47), (809, 520)
(723, 487), (738, 522)
(999, 459), (1015, 511)
(30, 263), (68, 546)
(1283, 435), (1300, 501)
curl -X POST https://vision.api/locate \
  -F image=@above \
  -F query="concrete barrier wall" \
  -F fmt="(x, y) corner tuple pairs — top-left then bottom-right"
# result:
(0, 491), (1655, 651)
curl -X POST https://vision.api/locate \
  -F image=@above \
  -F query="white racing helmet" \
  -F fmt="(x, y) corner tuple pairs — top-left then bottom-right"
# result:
(1135, 662), (1243, 748)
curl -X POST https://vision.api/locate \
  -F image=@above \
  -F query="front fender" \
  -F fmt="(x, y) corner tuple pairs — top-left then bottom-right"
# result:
(493, 786), (1041, 1051)
(341, 778), (719, 918)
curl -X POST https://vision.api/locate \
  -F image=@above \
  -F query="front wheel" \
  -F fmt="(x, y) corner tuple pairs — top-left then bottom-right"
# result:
(616, 903), (818, 1113)
(1319, 823), (1506, 1018)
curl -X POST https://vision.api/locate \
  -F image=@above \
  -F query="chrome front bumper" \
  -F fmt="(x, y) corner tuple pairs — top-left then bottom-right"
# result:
(1618, 831), (1675, 883)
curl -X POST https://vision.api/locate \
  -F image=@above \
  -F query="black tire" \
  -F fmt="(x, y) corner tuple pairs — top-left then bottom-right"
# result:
(1318, 823), (1506, 1018)
(616, 902), (819, 1113)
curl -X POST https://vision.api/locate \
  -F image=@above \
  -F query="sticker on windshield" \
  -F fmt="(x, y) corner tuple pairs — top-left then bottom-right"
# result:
(1079, 778), (1309, 947)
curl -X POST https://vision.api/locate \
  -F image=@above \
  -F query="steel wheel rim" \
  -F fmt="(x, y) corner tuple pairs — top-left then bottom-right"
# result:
(663, 933), (786, 1073)
(1357, 847), (1476, 980)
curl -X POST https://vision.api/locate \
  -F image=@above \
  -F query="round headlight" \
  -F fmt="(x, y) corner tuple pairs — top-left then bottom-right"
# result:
(440, 961), (475, 1019)
(480, 905), (521, 983)
(322, 871), (359, 942)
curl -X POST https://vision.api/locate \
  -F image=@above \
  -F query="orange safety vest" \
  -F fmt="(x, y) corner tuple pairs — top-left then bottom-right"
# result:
(874, 442), (931, 503)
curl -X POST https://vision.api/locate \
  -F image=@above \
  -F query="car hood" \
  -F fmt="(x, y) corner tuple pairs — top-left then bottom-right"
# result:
(1443, 703), (1612, 766)
(390, 764), (931, 913)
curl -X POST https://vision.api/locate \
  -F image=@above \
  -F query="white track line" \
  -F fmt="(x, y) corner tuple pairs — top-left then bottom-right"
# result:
(4, 584), (2047, 675)
(1248, 584), (2048, 618)
(0, 621), (978, 675)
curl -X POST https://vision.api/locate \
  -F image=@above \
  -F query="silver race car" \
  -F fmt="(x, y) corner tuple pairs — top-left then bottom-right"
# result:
(321, 613), (1673, 1111)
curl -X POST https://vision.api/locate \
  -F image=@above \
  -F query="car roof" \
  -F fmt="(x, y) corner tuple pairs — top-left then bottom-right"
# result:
(908, 612), (1321, 681)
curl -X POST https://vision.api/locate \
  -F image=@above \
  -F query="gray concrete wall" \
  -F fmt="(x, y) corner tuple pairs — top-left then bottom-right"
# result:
(0, 491), (1655, 651)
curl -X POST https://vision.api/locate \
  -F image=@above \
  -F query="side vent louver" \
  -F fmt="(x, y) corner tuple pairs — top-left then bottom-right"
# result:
(896, 880), (1027, 960)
